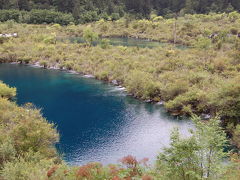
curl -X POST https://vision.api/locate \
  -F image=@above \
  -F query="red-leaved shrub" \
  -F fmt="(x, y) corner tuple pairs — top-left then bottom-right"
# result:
(120, 155), (141, 178)
(142, 175), (154, 180)
(120, 155), (138, 168)
(112, 176), (122, 180)
(47, 165), (58, 177)
(76, 163), (102, 179)
(109, 164), (120, 176)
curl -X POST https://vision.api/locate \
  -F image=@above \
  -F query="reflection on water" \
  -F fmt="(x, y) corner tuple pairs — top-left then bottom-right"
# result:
(0, 64), (192, 165)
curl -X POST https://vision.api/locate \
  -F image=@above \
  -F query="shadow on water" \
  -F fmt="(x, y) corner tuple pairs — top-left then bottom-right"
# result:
(0, 63), (193, 165)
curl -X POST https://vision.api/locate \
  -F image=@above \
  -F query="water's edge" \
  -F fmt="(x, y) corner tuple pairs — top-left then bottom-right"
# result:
(0, 63), (192, 165)
(9, 61), (165, 106)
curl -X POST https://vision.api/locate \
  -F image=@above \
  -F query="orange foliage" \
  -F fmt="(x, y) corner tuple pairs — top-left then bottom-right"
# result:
(47, 165), (58, 177)
(112, 176), (122, 180)
(142, 175), (154, 180)
(120, 155), (142, 178)
(76, 162), (102, 179)
(120, 155), (138, 168)
(109, 164), (120, 176)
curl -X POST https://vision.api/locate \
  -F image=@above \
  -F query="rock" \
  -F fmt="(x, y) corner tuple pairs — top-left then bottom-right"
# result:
(209, 33), (218, 39)
(0, 33), (18, 38)
(32, 62), (43, 68)
(156, 101), (164, 105)
(83, 74), (94, 78)
(68, 70), (78, 74)
(145, 99), (152, 103)
(117, 86), (126, 91)
(112, 80), (119, 85)
(201, 114), (211, 120)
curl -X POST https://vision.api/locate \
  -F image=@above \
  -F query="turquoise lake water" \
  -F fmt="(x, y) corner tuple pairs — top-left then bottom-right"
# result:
(0, 64), (192, 165)
(58, 37), (187, 49)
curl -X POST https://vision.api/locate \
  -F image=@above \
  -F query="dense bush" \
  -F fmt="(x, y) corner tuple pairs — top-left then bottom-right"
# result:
(156, 117), (229, 180)
(29, 9), (74, 25)
(0, 9), (74, 25)
(0, 81), (16, 99)
(0, 82), (59, 178)
(0, 98), (59, 163)
(0, 0), (239, 20)
(0, 9), (22, 22)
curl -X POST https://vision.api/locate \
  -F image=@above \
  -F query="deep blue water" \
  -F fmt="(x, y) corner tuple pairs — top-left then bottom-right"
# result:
(0, 64), (192, 165)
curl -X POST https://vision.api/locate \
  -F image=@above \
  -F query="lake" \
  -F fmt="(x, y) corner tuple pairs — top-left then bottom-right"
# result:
(0, 64), (192, 165)
(58, 36), (187, 49)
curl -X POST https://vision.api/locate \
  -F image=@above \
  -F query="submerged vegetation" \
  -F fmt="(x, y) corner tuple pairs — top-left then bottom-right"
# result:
(1, 10), (240, 179)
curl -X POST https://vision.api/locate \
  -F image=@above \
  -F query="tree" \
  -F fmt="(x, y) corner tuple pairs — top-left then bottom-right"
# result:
(83, 28), (99, 46)
(157, 116), (228, 180)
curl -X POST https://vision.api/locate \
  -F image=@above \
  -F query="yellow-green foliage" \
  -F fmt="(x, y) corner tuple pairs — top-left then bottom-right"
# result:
(0, 13), (240, 173)
(69, 12), (240, 46)
(0, 82), (59, 179)
(0, 81), (16, 99)
(1, 152), (55, 180)
(0, 98), (59, 166)
(1, 19), (240, 119)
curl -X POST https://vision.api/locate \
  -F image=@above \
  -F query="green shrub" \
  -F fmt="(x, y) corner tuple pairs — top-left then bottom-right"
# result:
(229, 11), (240, 22)
(29, 9), (74, 25)
(211, 76), (240, 119)
(0, 37), (8, 44)
(1, 152), (55, 180)
(193, 36), (212, 49)
(165, 88), (208, 115)
(111, 13), (120, 21)
(83, 28), (99, 46)
(77, 11), (99, 24)
(99, 39), (110, 49)
(39, 60), (49, 68)
(0, 82), (16, 99)
(0, 9), (74, 25)
(0, 10), (21, 22)
(0, 99), (59, 161)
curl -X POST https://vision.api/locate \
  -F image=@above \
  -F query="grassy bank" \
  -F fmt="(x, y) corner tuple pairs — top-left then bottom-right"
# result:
(65, 12), (240, 46)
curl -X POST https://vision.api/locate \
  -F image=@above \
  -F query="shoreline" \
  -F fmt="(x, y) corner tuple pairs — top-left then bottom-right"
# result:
(9, 61), (166, 105)
(59, 35), (188, 47)
(7, 61), (211, 120)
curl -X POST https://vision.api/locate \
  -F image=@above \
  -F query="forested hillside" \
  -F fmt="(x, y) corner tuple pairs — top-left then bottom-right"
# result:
(0, 0), (239, 23)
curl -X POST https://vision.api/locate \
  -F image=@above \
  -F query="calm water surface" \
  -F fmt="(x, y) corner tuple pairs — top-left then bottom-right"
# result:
(0, 64), (192, 165)
(59, 37), (187, 49)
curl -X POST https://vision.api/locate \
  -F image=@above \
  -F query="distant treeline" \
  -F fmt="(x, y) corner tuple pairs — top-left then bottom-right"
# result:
(0, 0), (239, 24)
(0, 9), (74, 25)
